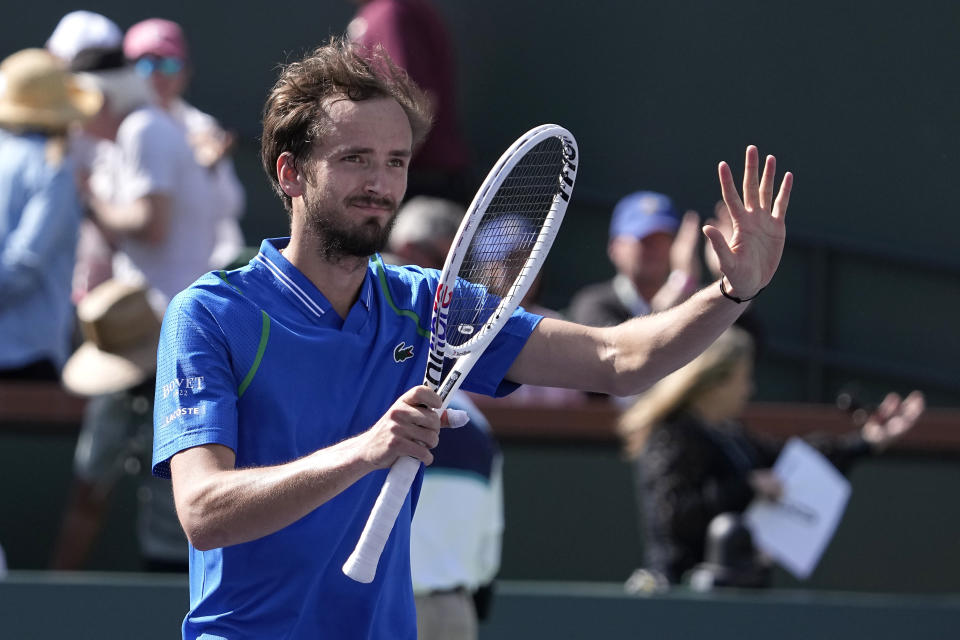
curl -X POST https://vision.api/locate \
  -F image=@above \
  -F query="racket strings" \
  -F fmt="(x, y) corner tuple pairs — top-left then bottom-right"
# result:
(446, 137), (567, 348)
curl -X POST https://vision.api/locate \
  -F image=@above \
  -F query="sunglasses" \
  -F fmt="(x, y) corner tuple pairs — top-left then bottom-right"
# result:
(134, 56), (184, 77)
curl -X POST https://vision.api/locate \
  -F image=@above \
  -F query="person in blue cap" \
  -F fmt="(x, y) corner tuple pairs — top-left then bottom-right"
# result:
(569, 191), (703, 328)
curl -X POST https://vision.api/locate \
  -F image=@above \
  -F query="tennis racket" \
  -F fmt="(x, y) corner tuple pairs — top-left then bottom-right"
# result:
(342, 123), (579, 583)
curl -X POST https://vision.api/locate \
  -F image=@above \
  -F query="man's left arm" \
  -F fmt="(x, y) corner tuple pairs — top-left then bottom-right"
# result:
(507, 146), (792, 396)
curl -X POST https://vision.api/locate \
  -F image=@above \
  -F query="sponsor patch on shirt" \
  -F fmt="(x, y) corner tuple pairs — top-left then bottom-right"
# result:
(393, 342), (415, 363)
(161, 376), (205, 398)
(162, 406), (205, 427)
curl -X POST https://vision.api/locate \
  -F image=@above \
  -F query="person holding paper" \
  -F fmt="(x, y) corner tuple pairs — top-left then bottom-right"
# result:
(618, 327), (925, 586)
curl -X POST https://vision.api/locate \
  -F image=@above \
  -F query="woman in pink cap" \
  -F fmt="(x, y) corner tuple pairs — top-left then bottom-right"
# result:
(124, 18), (246, 269)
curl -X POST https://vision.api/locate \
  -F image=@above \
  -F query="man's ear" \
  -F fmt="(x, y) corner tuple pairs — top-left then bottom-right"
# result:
(277, 152), (305, 198)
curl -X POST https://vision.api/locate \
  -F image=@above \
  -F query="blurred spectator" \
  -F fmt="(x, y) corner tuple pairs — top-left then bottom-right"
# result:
(467, 210), (584, 406)
(46, 11), (123, 63)
(52, 279), (187, 571)
(124, 18), (246, 268)
(72, 45), (219, 313)
(568, 191), (701, 327)
(618, 326), (926, 588)
(0, 48), (102, 380)
(46, 10), (123, 303)
(348, 0), (473, 204)
(386, 196), (503, 640)
(387, 194), (463, 268)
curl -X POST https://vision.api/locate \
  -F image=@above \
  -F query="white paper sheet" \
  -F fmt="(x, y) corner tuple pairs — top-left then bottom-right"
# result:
(743, 437), (851, 579)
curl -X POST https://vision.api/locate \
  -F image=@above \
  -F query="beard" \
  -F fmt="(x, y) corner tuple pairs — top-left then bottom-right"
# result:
(302, 190), (399, 262)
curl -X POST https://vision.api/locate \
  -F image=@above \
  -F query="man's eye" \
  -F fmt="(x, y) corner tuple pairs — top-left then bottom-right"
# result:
(388, 158), (406, 168)
(343, 155), (362, 163)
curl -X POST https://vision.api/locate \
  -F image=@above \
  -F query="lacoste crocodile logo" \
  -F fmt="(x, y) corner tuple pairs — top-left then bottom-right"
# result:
(393, 342), (415, 363)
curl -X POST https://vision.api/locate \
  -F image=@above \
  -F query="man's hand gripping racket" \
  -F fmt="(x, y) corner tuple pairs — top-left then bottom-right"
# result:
(342, 124), (579, 583)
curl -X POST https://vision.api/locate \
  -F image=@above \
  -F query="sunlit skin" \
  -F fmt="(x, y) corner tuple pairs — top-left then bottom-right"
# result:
(147, 66), (189, 110)
(277, 96), (412, 318)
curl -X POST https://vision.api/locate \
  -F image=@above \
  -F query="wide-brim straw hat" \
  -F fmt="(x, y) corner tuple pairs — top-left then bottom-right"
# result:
(62, 280), (162, 397)
(0, 48), (102, 132)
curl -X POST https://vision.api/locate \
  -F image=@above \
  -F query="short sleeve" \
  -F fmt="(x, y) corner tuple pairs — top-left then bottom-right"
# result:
(460, 307), (542, 397)
(118, 110), (180, 201)
(152, 291), (240, 478)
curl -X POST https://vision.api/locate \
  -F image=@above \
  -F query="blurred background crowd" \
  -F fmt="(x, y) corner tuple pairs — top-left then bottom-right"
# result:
(0, 1), (957, 638)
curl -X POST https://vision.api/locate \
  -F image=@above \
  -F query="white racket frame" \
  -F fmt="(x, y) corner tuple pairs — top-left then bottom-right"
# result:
(342, 124), (578, 583)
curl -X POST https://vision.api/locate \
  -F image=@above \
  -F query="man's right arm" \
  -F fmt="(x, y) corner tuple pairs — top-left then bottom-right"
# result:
(169, 385), (445, 551)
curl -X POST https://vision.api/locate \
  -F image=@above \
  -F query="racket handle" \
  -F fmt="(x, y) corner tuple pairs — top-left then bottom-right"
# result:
(342, 455), (420, 583)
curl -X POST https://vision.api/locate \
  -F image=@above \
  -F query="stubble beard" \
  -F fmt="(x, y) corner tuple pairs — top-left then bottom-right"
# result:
(302, 190), (398, 263)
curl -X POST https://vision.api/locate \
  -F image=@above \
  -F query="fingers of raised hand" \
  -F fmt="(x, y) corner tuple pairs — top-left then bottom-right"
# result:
(702, 224), (734, 271)
(718, 161), (744, 220)
(890, 391), (926, 433)
(742, 145), (761, 210)
(759, 155), (776, 210)
(772, 171), (793, 222)
(678, 211), (702, 240)
(902, 391), (926, 420)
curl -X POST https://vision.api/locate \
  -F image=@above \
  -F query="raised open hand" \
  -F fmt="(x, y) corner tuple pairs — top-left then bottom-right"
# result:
(702, 146), (793, 299)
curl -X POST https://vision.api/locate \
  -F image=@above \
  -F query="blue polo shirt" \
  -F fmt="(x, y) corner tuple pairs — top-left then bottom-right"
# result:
(153, 238), (540, 639)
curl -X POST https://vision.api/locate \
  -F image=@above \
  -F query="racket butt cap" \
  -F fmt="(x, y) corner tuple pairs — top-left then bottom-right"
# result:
(342, 553), (376, 583)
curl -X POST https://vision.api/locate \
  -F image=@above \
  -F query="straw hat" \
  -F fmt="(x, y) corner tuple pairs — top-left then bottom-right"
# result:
(0, 48), (102, 132)
(62, 280), (162, 397)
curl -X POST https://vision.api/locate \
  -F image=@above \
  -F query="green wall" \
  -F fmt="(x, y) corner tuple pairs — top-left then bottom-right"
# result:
(1, 574), (958, 640)
(498, 442), (960, 594)
(4, 430), (958, 595)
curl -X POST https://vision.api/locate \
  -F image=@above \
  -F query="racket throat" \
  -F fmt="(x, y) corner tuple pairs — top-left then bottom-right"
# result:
(424, 350), (444, 389)
(436, 370), (462, 402)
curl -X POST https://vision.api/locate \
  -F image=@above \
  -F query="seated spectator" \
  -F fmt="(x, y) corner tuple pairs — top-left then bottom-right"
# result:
(123, 18), (246, 268)
(618, 326), (925, 587)
(568, 191), (701, 327)
(0, 48), (102, 380)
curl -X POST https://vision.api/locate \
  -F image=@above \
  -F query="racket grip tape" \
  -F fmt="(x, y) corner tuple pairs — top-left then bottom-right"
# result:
(342, 455), (421, 583)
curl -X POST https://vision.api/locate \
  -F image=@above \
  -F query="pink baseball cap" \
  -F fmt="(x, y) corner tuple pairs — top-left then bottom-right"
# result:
(123, 18), (188, 61)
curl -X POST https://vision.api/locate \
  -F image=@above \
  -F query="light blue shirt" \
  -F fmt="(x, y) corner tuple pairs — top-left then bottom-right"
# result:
(0, 130), (82, 370)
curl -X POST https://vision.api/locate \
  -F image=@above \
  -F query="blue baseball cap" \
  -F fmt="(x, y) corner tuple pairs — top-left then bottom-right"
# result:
(609, 191), (680, 239)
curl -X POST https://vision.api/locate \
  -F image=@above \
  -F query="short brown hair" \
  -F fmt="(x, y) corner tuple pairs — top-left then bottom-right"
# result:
(260, 37), (433, 212)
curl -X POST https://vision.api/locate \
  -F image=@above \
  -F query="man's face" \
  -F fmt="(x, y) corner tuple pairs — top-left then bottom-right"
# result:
(609, 231), (674, 287)
(298, 96), (412, 261)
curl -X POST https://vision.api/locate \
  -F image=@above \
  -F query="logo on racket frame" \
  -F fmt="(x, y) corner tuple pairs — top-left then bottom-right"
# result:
(557, 137), (577, 202)
(425, 284), (453, 388)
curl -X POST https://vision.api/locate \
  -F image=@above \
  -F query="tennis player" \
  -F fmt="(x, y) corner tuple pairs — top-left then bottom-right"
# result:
(154, 38), (792, 639)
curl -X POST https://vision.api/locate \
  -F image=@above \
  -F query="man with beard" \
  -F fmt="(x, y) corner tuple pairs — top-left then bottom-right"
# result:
(153, 38), (792, 639)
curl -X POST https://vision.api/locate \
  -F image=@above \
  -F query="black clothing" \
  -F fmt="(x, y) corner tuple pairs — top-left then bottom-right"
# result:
(635, 411), (870, 583)
(568, 279), (634, 328)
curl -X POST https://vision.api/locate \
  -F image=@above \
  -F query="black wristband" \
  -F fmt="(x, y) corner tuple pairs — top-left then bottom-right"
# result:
(719, 277), (764, 304)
